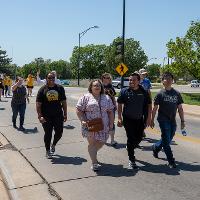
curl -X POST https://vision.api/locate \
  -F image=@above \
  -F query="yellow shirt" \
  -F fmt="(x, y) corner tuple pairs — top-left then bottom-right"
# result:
(27, 77), (34, 87)
(3, 78), (8, 86)
(7, 79), (12, 86)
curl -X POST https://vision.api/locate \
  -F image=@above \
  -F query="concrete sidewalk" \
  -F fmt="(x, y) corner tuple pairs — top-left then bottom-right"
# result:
(0, 169), (10, 200)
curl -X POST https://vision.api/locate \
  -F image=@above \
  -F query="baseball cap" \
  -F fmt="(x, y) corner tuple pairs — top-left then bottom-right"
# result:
(139, 68), (147, 75)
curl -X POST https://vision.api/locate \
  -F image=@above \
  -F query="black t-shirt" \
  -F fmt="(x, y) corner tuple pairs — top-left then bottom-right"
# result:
(11, 86), (27, 105)
(104, 84), (116, 103)
(154, 88), (183, 122)
(36, 84), (66, 117)
(117, 86), (152, 119)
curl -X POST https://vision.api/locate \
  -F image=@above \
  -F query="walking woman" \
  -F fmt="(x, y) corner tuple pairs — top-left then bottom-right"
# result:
(11, 77), (29, 131)
(101, 73), (117, 146)
(26, 74), (34, 96)
(0, 77), (4, 101)
(76, 79), (114, 171)
(36, 72), (67, 159)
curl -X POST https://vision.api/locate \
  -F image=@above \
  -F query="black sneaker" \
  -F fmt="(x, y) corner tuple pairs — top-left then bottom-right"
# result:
(19, 126), (25, 131)
(152, 145), (159, 158)
(128, 161), (138, 170)
(13, 124), (17, 129)
(51, 145), (55, 154)
(46, 150), (52, 159)
(142, 131), (146, 139)
(168, 162), (176, 168)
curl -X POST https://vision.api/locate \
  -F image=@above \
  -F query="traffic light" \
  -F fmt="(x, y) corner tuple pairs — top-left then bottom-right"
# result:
(115, 41), (123, 56)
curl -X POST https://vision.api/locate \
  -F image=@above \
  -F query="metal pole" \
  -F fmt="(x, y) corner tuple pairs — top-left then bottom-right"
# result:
(121, 0), (126, 89)
(78, 33), (81, 86)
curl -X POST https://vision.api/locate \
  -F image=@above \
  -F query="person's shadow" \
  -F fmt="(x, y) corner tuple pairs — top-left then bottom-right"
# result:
(63, 124), (75, 129)
(105, 142), (126, 149)
(20, 127), (38, 134)
(95, 162), (139, 177)
(51, 155), (87, 165)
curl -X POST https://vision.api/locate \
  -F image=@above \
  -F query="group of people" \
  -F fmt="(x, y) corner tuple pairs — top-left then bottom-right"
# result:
(0, 75), (12, 100)
(2, 68), (185, 172)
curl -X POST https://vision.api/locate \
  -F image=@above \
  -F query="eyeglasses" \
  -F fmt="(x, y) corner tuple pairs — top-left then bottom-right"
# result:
(47, 77), (55, 80)
(103, 77), (110, 79)
(92, 84), (101, 87)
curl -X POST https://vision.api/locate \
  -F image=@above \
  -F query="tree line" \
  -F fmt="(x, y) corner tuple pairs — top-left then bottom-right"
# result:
(1, 20), (200, 81)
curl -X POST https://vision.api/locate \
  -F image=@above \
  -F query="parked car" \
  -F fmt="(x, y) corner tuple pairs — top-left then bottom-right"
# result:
(112, 77), (129, 89)
(60, 80), (70, 85)
(190, 80), (200, 87)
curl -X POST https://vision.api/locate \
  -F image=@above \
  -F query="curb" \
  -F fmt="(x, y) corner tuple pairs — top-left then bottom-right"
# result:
(0, 160), (19, 200)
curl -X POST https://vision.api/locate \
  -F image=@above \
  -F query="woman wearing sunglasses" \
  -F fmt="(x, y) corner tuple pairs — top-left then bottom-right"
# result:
(101, 73), (117, 147)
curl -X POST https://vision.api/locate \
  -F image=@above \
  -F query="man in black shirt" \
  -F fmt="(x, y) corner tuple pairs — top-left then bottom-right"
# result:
(151, 72), (185, 168)
(36, 72), (67, 159)
(117, 72), (152, 169)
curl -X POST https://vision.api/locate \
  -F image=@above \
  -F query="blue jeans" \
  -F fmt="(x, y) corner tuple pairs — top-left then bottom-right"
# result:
(154, 121), (176, 163)
(11, 103), (26, 127)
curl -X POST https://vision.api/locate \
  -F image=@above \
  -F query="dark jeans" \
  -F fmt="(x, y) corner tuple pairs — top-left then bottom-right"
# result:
(123, 117), (144, 162)
(154, 121), (176, 163)
(42, 116), (64, 151)
(11, 103), (26, 127)
(4, 85), (8, 96)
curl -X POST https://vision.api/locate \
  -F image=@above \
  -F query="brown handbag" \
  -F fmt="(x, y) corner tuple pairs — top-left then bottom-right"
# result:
(86, 96), (104, 132)
(87, 118), (103, 132)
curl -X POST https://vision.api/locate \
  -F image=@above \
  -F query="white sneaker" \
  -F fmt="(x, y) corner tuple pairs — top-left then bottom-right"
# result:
(91, 163), (101, 171)
(128, 161), (138, 170)
(46, 150), (52, 159)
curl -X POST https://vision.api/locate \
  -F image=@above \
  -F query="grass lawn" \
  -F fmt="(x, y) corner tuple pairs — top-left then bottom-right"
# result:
(151, 92), (200, 106)
(115, 92), (200, 106)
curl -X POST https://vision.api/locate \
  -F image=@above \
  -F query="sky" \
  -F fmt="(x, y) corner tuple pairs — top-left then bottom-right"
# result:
(1, 0), (200, 67)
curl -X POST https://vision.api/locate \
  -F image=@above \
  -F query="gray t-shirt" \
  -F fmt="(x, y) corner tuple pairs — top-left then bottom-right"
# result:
(117, 87), (151, 119)
(154, 88), (183, 122)
(11, 86), (27, 105)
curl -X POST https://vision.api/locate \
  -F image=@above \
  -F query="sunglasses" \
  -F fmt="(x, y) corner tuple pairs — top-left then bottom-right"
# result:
(103, 77), (110, 79)
(47, 77), (55, 80)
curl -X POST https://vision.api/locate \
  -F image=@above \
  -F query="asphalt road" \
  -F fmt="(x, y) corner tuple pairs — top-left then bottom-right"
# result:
(0, 86), (200, 200)
(64, 87), (200, 139)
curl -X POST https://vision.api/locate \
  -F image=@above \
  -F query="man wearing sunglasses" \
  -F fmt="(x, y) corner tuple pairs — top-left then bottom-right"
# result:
(36, 72), (67, 159)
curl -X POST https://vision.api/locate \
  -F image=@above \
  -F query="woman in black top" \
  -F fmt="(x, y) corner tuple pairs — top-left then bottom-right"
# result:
(11, 77), (29, 131)
(0, 77), (4, 101)
(101, 73), (117, 146)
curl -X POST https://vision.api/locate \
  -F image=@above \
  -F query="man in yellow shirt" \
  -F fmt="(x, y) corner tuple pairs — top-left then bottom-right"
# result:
(26, 74), (35, 96)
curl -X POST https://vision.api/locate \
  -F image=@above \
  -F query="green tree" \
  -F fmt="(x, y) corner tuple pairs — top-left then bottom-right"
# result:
(70, 44), (107, 79)
(167, 21), (200, 80)
(0, 46), (12, 75)
(146, 64), (161, 82)
(49, 60), (72, 79)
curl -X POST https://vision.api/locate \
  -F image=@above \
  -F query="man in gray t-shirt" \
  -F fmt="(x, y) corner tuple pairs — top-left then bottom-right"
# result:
(150, 72), (185, 168)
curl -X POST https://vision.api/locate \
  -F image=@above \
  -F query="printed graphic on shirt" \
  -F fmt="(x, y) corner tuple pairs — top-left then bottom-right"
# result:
(46, 90), (59, 101)
(164, 95), (178, 103)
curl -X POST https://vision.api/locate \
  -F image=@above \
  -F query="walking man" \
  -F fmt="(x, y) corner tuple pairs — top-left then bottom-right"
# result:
(117, 72), (152, 169)
(150, 72), (185, 168)
(36, 72), (67, 158)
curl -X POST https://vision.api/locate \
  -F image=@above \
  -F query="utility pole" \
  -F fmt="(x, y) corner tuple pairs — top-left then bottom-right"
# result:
(120, 0), (126, 89)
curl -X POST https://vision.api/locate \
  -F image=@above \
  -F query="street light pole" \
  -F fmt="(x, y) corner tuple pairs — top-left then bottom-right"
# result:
(78, 26), (99, 86)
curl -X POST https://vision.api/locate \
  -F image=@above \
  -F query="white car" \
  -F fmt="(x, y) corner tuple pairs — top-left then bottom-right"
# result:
(112, 77), (129, 89)
(191, 80), (200, 87)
